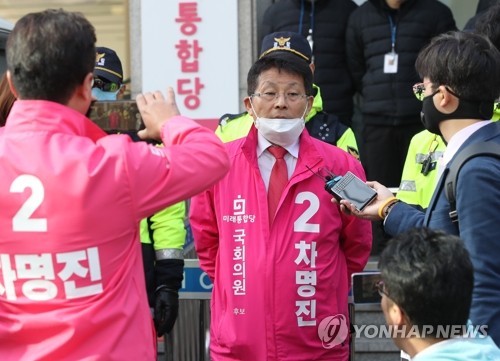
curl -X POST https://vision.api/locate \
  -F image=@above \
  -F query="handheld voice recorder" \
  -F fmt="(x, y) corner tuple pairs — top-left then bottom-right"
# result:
(307, 166), (377, 211)
(325, 171), (377, 211)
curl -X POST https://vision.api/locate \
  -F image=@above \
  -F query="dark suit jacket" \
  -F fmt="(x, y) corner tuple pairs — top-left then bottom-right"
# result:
(385, 121), (500, 346)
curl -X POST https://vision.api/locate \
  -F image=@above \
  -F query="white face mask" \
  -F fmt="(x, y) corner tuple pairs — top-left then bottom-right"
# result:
(250, 100), (308, 148)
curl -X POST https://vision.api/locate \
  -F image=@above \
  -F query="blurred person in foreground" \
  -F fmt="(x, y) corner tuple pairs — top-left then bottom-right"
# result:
(339, 31), (500, 346)
(0, 8), (229, 360)
(378, 227), (500, 360)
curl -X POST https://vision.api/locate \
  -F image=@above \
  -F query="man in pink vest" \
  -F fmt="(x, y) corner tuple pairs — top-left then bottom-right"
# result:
(0, 9), (229, 360)
(190, 53), (371, 360)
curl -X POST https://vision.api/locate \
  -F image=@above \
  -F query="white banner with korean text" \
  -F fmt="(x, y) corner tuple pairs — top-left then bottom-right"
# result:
(141, 0), (239, 130)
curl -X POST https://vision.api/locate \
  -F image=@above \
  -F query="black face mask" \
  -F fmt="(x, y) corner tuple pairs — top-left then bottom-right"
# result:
(420, 90), (494, 137)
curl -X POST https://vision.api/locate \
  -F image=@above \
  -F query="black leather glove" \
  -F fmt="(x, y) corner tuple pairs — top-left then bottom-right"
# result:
(154, 258), (184, 335)
(154, 286), (179, 336)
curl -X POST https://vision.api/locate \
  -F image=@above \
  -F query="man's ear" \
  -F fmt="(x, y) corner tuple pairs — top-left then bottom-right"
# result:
(72, 72), (94, 103)
(387, 302), (406, 327)
(84, 73), (94, 102)
(244, 96), (256, 118)
(436, 85), (459, 114)
(305, 95), (314, 116)
(67, 72), (94, 113)
(309, 63), (315, 74)
(6, 71), (19, 98)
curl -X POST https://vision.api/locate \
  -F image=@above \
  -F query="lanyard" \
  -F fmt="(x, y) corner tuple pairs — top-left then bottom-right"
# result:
(299, 0), (315, 60)
(388, 15), (397, 52)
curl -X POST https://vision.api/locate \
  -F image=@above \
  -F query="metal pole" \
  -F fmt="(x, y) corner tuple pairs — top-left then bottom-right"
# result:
(165, 331), (174, 361)
(199, 300), (206, 361)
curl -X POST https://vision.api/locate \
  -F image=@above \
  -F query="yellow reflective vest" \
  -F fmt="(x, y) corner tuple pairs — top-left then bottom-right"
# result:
(139, 142), (186, 258)
(140, 201), (186, 257)
(396, 130), (446, 208)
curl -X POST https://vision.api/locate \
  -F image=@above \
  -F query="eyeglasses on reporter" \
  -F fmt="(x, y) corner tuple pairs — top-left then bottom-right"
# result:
(412, 82), (432, 101)
(251, 92), (309, 102)
(412, 82), (461, 102)
(92, 77), (121, 92)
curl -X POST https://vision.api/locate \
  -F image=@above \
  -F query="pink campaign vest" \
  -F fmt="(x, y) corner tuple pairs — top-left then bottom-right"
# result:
(0, 100), (229, 360)
(191, 127), (372, 361)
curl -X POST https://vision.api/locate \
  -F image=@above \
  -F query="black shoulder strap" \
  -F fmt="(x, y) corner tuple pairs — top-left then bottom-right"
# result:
(445, 142), (500, 223)
(218, 111), (248, 126)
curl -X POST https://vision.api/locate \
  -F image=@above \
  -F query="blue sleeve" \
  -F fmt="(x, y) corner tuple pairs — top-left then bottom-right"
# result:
(383, 201), (425, 236)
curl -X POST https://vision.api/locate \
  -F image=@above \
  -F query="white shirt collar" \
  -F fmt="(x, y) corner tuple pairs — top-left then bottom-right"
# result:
(256, 131), (300, 158)
(411, 337), (465, 360)
(442, 120), (491, 167)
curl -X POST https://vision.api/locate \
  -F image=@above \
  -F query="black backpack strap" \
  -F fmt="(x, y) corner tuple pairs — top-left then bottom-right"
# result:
(445, 142), (500, 223)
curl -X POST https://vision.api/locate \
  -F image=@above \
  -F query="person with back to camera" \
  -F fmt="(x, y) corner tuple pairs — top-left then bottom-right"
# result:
(217, 31), (360, 160)
(339, 31), (500, 347)
(377, 227), (500, 360)
(92, 46), (187, 337)
(0, 8), (229, 360)
(190, 53), (371, 360)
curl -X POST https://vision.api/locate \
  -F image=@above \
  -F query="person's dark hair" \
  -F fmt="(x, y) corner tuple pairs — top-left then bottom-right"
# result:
(474, 3), (500, 51)
(379, 228), (474, 337)
(477, 0), (499, 14)
(415, 31), (500, 102)
(6, 9), (96, 104)
(0, 72), (16, 127)
(247, 53), (313, 97)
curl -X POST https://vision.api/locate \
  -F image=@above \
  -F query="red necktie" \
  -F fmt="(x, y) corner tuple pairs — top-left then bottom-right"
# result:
(267, 145), (288, 224)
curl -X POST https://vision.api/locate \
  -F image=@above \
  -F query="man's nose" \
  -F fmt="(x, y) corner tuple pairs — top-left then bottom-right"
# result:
(274, 93), (288, 107)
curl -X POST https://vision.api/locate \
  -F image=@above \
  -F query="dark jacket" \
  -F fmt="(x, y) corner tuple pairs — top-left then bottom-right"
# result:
(261, 0), (358, 125)
(463, 0), (499, 31)
(346, 0), (456, 125)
